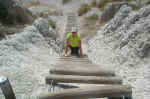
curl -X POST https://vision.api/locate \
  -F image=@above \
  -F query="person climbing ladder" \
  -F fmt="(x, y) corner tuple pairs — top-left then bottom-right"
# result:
(65, 27), (83, 57)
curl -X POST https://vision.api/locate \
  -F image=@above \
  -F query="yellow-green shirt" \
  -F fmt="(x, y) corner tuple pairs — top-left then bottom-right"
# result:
(66, 33), (81, 47)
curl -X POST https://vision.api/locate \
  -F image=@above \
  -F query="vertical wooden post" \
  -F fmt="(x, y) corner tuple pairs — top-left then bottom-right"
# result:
(0, 76), (16, 99)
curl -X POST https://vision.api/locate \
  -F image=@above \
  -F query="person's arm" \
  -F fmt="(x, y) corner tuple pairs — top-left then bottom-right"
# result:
(65, 39), (69, 56)
(65, 33), (71, 56)
(79, 40), (83, 56)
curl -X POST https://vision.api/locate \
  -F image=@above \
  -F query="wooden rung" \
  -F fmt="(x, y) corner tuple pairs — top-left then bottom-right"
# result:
(56, 60), (90, 62)
(56, 60), (91, 64)
(50, 68), (115, 76)
(56, 62), (92, 65)
(56, 57), (89, 59)
(54, 63), (104, 67)
(39, 85), (132, 99)
(46, 74), (122, 84)
(56, 58), (89, 61)
(57, 56), (88, 59)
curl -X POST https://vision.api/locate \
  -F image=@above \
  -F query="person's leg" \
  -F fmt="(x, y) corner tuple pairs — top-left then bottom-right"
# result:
(69, 46), (75, 55)
(72, 47), (77, 55)
(74, 47), (79, 56)
(69, 46), (79, 56)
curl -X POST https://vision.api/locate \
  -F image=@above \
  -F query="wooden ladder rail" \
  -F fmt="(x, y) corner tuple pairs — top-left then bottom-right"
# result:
(39, 56), (133, 99)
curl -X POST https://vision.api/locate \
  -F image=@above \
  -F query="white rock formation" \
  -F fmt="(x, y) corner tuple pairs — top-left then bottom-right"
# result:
(88, 5), (150, 99)
(0, 18), (60, 99)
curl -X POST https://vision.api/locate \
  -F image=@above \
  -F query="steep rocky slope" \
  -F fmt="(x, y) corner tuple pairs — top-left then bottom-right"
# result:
(0, 18), (61, 99)
(88, 5), (150, 99)
(1, 0), (150, 99)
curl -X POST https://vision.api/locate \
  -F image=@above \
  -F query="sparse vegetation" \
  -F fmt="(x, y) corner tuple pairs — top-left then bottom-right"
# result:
(146, 1), (150, 5)
(62, 0), (71, 4)
(78, 4), (91, 16)
(39, 9), (63, 18)
(97, 0), (108, 8)
(29, 1), (41, 7)
(48, 19), (56, 29)
(0, 5), (13, 24)
(91, 0), (97, 7)
(85, 13), (99, 20)
(91, 0), (133, 10)
(91, 0), (109, 8)
(25, 1), (49, 8)
(39, 12), (49, 18)
(132, 6), (140, 11)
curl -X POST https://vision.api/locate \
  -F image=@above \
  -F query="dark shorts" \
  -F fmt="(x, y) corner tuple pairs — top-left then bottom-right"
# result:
(69, 46), (79, 56)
